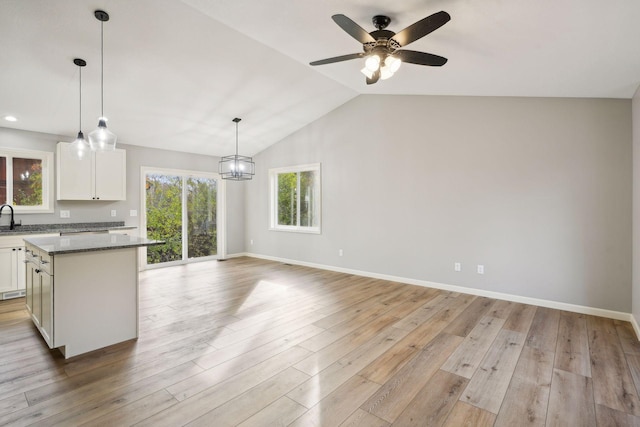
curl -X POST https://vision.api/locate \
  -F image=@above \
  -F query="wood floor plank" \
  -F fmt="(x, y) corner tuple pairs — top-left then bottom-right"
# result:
(236, 396), (307, 427)
(442, 296), (494, 337)
(286, 327), (409, 409)
(293, 314), (399, 376)
(289, 375), (381, 427)
(135, 346), (311, 427)
(459, 329), (526, 414)
(503, 303), (537, 333)
(493, 346), (553, 427)
(487, 299), (515, 319)
(595, 403), (640, 427)
(392, 369), (468, 427)
(167, 324), (322, 401)
(441, 315), (505, 379)
(0, 257), (638, 426)
(555, 312), (591, 377)
(546, 368), (596, 427)
(78, 389), (178, 427)
(0, 393), (28, 417)
(185, 367), (309, 427)
(588, 315), (640, 416)
(361, 332), (464, 423)
(443, 401), (496, 427)
(339, 409), (390, 427)
(525, 306), (560, 352)
(616, 321), (640, 355)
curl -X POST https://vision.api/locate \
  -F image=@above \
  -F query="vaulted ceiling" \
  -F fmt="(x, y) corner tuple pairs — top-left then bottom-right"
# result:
(1, 0), (639, 156)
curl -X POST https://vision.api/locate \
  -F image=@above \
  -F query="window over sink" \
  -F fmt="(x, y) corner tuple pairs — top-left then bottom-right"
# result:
(0, 148), (54, 213)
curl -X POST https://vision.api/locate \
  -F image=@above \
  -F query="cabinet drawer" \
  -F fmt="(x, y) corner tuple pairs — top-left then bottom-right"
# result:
(39, 252), (53, 275)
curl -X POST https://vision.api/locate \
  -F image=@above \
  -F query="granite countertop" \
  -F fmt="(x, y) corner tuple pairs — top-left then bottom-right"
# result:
(0, 221), (136, 236)
(23, 234), (164, 255)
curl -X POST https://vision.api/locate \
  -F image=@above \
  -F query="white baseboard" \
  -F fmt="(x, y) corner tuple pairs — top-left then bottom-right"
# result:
(243, 252), (634, 325)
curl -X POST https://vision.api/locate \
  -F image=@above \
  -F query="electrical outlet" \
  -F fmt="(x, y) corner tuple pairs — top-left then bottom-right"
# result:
(250, 239), (254, 245)
(129, 210), (138, 217)
(60, 210), (70, 218)
(111, 210), (117, 217)
(454, 262), (461, 272)
(339, 249), (343, 257)
(477, 265), (485, 274)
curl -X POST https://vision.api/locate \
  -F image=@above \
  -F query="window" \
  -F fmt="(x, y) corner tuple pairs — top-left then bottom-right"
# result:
(0, 148), (54, 213)
(270, 163), (321, 233)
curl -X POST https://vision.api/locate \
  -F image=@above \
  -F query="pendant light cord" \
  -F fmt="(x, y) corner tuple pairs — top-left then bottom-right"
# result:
(235, 121), (239, 156)
(79, 66), (82, 131)
(100, 20), (104, 118)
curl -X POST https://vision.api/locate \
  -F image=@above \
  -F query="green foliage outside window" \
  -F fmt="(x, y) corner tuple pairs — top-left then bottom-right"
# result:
(146, 174), (183, 264)
(145, 174), (218, 265)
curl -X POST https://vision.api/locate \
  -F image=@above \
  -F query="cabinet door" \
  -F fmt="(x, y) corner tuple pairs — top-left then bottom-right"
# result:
(0, 247), (14, 292)
(94, 149), (126, 200)
(14, 247), (25, 290)
(40, 271), (53, 347)
(56, 142), (93, 200)
(32, 270), (42, 327)
(25, 260), (34, 313)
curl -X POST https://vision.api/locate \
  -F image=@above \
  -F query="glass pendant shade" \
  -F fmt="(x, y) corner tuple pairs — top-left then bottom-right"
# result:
(219, 118), (255, 181)
(89, 118), (117, 151)
(219, 154), (255, 180)
(70, 131), (90, 160)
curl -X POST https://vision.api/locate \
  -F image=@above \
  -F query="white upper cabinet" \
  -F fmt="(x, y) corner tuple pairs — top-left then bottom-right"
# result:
(56, 142), (126, 201)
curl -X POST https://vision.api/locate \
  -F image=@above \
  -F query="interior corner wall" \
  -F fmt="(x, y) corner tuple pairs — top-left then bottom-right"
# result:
(245, 95), (632, 313)
(0, 127), (245, 255)
(632, 87), (640, 325)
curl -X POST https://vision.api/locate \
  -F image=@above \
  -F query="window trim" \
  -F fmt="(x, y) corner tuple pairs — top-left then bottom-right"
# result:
(0, 147), (54, 213)
(269, 163), (321, 234)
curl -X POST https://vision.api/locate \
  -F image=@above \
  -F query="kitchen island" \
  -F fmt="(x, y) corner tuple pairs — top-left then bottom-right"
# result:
(23, 234), (163, 358)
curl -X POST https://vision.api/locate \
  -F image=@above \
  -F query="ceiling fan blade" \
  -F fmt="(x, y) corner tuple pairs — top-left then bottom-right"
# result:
(310, 53), (364, 66)
(366, 69), (380, 85)
(332, 14), (376, 44)
(394, 50), (448, 66)
(392, 11), (450, 47)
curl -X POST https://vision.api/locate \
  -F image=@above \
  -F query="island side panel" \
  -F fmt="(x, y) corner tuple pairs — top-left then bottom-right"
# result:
(53, 247), (138, 358)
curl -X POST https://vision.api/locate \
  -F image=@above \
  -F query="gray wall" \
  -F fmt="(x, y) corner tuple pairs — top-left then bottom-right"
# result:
(245, 95), (632, 313)
(0, 127), (245, 254)
(633, 88), (640, 323)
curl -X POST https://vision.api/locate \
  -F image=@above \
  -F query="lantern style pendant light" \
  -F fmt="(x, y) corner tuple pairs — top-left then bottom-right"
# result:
(70, 58), (90, 160)
(219, 118), (255, 181)
(88, 9), (117, 151)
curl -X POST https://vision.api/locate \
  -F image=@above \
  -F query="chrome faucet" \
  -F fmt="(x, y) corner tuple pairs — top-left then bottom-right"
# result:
(0, 204), (16, 230)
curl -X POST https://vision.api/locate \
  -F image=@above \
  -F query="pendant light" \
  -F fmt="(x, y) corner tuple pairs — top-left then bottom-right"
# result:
(88, 10), (117, 151)
(219, 118), (255, 181)
(70, 58), (89, 160)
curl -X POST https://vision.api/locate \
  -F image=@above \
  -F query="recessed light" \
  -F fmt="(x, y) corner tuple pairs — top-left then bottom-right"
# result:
(4, 115), (18, 122)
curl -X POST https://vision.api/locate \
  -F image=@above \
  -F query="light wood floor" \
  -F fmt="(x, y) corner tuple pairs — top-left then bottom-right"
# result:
(1, 257), (640, 426)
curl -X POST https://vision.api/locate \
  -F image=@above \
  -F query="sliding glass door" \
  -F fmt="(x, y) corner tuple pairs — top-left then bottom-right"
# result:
(142, 168), (224, 268)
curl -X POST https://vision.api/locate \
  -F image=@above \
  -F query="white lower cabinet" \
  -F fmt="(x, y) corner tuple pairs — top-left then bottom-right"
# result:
(0, 246), (25, 299)
(25, 242), (138, 358)
(25, 245), (54, 347)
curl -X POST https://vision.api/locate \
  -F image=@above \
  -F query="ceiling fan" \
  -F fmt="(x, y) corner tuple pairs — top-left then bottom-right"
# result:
(310, 11), (451, 85)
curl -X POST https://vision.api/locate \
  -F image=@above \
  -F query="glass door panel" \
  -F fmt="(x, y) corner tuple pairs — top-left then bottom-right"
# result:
(187, 177), (217, 258)
(145, 173), (183, 265)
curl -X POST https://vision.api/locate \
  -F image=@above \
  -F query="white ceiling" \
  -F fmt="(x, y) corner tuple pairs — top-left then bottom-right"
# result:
(1, 0), (640, 157)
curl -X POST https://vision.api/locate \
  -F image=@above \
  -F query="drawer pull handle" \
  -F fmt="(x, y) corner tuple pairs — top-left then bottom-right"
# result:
(35, 269), (41, 274)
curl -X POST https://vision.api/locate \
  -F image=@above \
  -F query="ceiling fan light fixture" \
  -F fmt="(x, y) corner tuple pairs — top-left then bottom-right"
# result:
(365, 54), (381, 72)
(360, 67), (375, 79)
(380, 66), (394, 80)
(385, 55), (402, 73)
